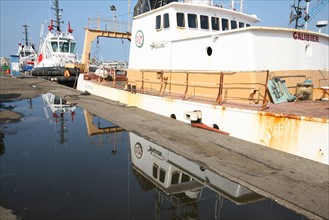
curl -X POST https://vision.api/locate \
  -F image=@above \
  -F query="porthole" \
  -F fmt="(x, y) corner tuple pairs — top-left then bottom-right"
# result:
(207, 47), (212, 56)
(212, 124), (219, 129)
(170, 114), (176, 119)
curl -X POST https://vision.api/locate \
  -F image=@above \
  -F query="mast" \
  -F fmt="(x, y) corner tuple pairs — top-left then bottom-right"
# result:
(51, 0), (63, 32)
(293, 0), (303, 29)
(22, 24), (29, 46)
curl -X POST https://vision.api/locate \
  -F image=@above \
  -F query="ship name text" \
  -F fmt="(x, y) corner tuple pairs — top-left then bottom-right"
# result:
(293, 32), (319, 43)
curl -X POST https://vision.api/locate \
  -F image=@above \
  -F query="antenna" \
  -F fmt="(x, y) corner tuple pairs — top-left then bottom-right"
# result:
(128, 0), (131, 31)
(316, 20), (328, 33)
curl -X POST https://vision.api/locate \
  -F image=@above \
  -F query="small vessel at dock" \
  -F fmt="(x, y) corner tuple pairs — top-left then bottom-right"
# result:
(17, 24), (37, 73)
(77, 0), (329, 164)
(31, 0), (80, 86)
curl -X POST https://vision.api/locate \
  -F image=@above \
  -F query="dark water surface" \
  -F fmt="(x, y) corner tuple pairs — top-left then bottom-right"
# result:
(0, 95), (305, 220)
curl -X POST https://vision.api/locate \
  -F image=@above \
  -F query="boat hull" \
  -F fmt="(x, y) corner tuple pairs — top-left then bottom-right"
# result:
(77, 73), (329, 165)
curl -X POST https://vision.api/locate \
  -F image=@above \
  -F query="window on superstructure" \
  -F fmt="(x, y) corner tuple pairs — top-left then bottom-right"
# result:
(211, 17), (220, 31)
(188, 14), (198, 28)
(60, 42), (70, 53)
(70, 42), (76, 53)
(181, 173), (190, 183)
(159, 168), (166, 183)
(221, 18), (229, 31)
(171, 172), (180, 185)
(231, 20), (237, 29)
(156, 15), (162, 30)
(246, 24), (251, 27)
(153, 164), (158, 179)
(163, 13), (170, 28)
(239, 22), (245, 28)
(200, 15), (209, 30)
(51, 42), (58, 52)
(176, 12), (185, 28)
(54, 96), (61, 105)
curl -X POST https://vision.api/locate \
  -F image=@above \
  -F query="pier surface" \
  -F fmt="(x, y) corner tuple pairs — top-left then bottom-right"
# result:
(1, 76), (328, 220)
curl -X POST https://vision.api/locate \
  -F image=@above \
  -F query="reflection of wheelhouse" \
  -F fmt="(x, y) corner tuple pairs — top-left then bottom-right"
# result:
(130, 132), (263, 204)
(41, 92), (76, 114)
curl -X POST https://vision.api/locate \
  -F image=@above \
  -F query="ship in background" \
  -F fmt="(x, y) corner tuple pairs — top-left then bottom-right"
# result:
(17, 24), (37, 73)
(76, 0), (329, 164)
(31, 0), (80, 86)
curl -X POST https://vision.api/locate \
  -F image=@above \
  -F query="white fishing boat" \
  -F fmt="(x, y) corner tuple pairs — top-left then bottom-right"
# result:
(17, 24), (37, 73)
(31, 0), (80, 86)
(77, 0), (329, 164)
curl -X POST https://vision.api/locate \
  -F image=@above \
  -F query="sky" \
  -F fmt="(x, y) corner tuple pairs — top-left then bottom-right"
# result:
(1, 0), (328, 62)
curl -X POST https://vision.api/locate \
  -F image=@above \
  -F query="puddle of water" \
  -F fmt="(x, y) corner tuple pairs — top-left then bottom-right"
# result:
(0, 94), (304, 220)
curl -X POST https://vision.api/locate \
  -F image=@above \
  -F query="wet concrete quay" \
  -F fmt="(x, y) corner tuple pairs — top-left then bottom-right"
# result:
(1, 76), (328, 220)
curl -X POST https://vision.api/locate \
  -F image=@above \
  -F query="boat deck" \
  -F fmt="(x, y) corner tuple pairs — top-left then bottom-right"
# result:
(90, 78), (329, 121)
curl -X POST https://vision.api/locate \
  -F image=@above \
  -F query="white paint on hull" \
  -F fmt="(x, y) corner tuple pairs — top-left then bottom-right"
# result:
(77, 74), (329, 165)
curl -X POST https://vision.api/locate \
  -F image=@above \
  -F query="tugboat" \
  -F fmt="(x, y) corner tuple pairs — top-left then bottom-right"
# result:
(17, 24), (37, 73)
(31, 0), (80, 86)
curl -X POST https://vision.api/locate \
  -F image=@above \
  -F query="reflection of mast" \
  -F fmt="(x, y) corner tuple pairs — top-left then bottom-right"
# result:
(42, 93), (76, 145)
(0, 131), (5, 156)
(58, 112), (66, 144)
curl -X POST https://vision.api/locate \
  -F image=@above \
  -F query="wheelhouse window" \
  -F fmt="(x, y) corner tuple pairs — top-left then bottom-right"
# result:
(231, 20), (237, 29)
(188, 13), (198, 28)
(171, 172), (180, 185)
(221, 18), (229, 31)
(246, 24), (251, 27)
(200, 15), (209, 30)
(163, 13), (170, 28)
(51, 42), (58, 52)
(59, 42), (70, 53)
(239, 22), (245, 28)
(156, 15), (161, 30)
(70, 42), (76, 53)
(211, 17), (220, 31)
(176, 12), (185, 27)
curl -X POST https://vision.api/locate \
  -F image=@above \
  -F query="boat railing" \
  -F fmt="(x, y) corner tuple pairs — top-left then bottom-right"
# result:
(130, 74), (267, 106)
(86, 17), (131, 33)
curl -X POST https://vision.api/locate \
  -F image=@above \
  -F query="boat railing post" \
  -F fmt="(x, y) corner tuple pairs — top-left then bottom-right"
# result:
(183, 73), (189, 100)
(216, 73), (224, 104)
(141, 71), (144, 93)
(262, 70), (270, 109)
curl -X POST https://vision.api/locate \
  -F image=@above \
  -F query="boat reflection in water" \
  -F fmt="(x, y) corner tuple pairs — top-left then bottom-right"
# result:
(83, 110), (125, 154)
(41, 93), (76, 144)
(129, 132), (264, 219)
(83, 109), (264, 218)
